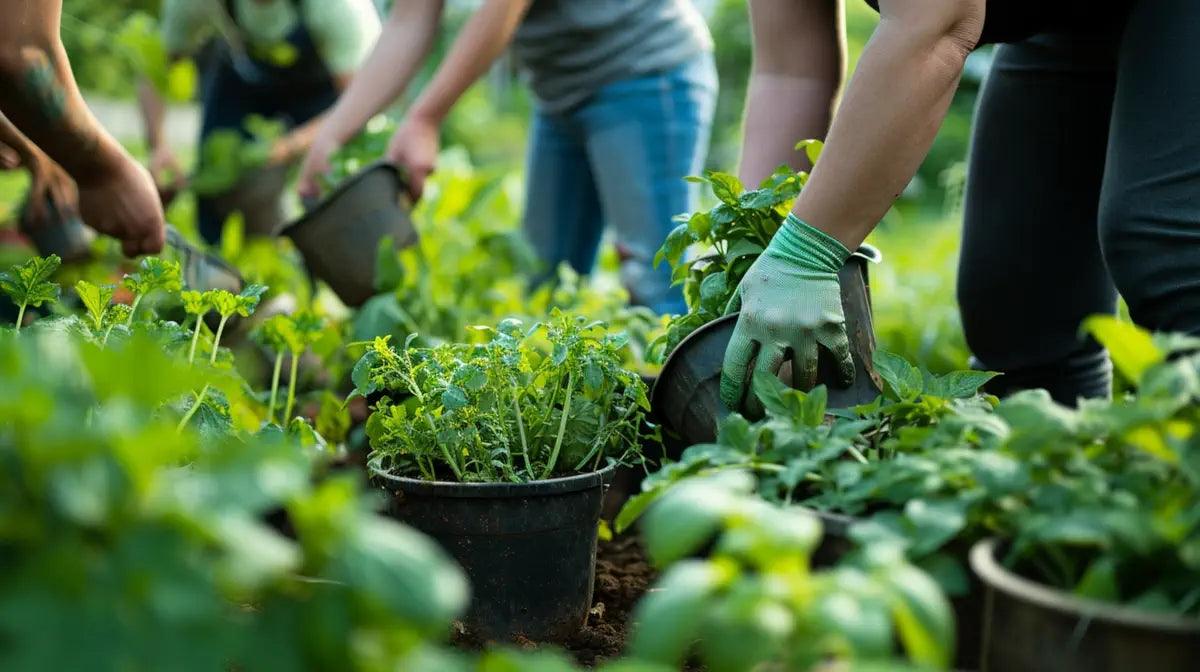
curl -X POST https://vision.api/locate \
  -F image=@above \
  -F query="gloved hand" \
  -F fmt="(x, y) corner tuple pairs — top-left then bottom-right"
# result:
(721, 214), (855, 415)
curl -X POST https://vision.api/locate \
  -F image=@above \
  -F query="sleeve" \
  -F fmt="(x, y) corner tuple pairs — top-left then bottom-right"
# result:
(160, 0), (214, 56)
(302, 0), (383, 77)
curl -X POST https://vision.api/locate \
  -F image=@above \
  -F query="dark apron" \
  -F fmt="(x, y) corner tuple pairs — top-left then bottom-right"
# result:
(196, 0), (339, 242)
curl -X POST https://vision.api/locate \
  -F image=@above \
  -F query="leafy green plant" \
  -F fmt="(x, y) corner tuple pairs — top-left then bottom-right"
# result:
(651, 163), (807, 359)
(121, 256), (182, 325)
(355, 312), (650, 483)
(628, 471), (954, 671)
(254, 310), (325, 426)
(0, 254), (61, 332)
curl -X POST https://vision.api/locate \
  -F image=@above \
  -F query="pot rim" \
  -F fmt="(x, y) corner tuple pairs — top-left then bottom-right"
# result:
(371, 461), (617, 498)
(283, 160), (407, 238)
(970, 538), (1200, 633)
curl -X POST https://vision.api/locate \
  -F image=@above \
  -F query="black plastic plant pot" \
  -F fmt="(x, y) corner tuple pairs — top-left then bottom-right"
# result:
(282, 162), (418, 308)
(653, 245), (884, 447)
(970, 538), (1200, 672)
(372, 464), (615, 642)
(19, 195), (94, 263)
(210, 164), (290, 237)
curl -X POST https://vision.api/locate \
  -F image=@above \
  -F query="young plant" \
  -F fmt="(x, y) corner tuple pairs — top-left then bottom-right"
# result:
(121, 256), (182, 325)
(181, 289), (212, 364)
(255, 310), (325, 426)
(177, 284), (266, 432)
(0, 254), (61, 332)
(355, 312), (650, 483)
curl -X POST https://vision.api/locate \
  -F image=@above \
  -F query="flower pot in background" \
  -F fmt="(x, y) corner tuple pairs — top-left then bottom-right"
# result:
(971, 538), (1200, 672)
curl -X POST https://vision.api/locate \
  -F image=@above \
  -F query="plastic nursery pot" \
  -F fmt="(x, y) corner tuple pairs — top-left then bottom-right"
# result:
(372, 463), (616, 642)
(282, 162), (417, 308)
(19, 195), (94, 263)
(210, 163), (291, 237)
(652, 245), (884, 447)
(164, 225), (244, 294)
(970, 538), (1200, 672)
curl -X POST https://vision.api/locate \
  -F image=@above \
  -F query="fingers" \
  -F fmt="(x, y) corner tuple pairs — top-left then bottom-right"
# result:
(406, 168), (428, 202)
(818, 322), (856, 387)
(720, 319), (759, 413)
(746, 342), (786, 418)
(790, 338), (820, 391)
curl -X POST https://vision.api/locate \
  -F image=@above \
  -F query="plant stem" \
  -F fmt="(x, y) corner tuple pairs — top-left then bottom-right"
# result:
(267, 352), (283, 424)
(126, 294), (143, 326)
(209, 315), (231, 365)
(510, 382), (531, 475)
(188, 316), (204, 364)
(14, 302), (26, 333)
(541, 374), (575, 480)
(102, 325), (114, 347)
(283, 351), (299, 423)
(177, 384), (209, 433)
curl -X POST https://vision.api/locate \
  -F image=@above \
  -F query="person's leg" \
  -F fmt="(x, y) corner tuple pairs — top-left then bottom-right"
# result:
(958, 32), (1121, 404)
(195, 60), (254, 245)
(579, 54), (718, 315)
(523, 109), (604, 283)
(1098, 0), (1200, 335)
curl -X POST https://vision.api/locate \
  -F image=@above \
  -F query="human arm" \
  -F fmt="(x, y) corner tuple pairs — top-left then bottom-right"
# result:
(739, 0), (846, 187)
(0, 1), (164, 255)
(721, 0), (985, 410)
(297, 0), (441, 197)
(0, 111), (77, 225)
(137, 78), (185, 186)
(384, 0), (532, 199)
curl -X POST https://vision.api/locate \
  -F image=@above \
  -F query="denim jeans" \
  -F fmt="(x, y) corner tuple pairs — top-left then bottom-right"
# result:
(523, 53), (717, 315)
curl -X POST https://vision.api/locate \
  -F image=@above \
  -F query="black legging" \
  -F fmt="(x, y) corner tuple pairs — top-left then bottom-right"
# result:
(958, 0), (1200, 404)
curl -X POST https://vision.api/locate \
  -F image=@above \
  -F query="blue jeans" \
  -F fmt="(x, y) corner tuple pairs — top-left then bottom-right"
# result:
(523, 54), (717, 315)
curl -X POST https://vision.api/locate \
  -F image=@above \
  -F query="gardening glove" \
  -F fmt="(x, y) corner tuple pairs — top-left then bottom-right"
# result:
(721, 214), (855, 416)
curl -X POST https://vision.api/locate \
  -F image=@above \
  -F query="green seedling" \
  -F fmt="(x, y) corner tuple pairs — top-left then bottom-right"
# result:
(0, 254), (61, 332)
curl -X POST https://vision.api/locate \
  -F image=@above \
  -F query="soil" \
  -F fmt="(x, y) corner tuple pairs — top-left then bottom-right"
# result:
(560, 535), (657, 667)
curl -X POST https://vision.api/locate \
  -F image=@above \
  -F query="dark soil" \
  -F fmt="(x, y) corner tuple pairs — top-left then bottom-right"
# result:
(560, 535), (657, 667)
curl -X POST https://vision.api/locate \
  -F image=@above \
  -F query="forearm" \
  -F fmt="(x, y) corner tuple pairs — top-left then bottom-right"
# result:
(0, 111), (41, 165)
(407, 0), (531, 124)
(137, 79), (167, 150)
(317, 1), (445, 145)
(0, 1), (123, 182)
(740, 0), (845, 186)
(793, 1), (983, 249)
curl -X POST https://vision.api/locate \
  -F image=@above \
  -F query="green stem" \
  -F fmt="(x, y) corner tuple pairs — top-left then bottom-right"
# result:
(126, 294), (143, 326)
(102, 324), (114, 347)
(267, 352), (283, 425)
(541, 374), (575, 480)
(209, 314), (231, 365)
(511, 382), (531, 475)
(14, 302), (26, 333)
(188, 316), (204, 364)
(177, 384), (209, 433)
(283, 351), (299, 423)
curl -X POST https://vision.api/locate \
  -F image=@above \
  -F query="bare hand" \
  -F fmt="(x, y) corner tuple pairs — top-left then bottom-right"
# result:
(77, 148), (166, 257)
(149, 143), (184, 188)
(385, 113), (439, 201)
(25, 152), (78, 226)
(0, 141), (19, 171)
(296, 132), (338, 200)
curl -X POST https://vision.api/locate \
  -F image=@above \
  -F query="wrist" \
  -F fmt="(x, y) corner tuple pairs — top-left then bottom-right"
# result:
(771, 213), (851, 274)
(407, 99), (446, 127)
(71, 136), (129, 186)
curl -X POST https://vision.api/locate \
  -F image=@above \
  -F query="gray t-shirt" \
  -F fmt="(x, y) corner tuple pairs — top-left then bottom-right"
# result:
(512, 0), (713, 114)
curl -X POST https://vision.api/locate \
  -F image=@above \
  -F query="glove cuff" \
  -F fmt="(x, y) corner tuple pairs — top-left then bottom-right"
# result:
(770, 213), (852, 274)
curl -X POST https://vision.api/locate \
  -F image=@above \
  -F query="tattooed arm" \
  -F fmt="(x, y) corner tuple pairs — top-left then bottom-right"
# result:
(0, 1), (164, 255)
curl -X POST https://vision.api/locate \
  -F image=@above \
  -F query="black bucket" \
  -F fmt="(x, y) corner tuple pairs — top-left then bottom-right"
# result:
(372, 464), (615, 642)
(971, 538), (1200, 672)
(652, 245), (883, 447)
(283, 162), (417, 307)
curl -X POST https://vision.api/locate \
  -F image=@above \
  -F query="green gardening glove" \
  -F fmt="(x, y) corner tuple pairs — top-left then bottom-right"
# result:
(721, 214), (855, 415)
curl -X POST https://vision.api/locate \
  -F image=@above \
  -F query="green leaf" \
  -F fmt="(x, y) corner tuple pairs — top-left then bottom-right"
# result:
(873, 350), (923, 401)
(706, 171), (744, 206)
(442, 386), (468, 411)
(642, 474), (752, 566)
(655, 223), (693, 269)
(903, 499), (967, 557)
(180, 289), (211, 317)
(1083, 315), (1163, 385)
(882, 564), (954, 669)
(628, 561), (727, 665)
(925, 370), (999, 399)
(74, 281), (114, 331)
(123, 256), (183, 298)
(751, 371), (794, 419)
(0, 254), (61, 310)
(795, 139), (824, 165)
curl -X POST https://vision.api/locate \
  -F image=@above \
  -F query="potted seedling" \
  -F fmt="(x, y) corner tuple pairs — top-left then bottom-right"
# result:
(352, 311), (651, 641)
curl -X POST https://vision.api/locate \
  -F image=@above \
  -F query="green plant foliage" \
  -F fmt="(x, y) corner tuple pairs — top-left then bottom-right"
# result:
(629, 473), (955, 671)
(74, 280), (115, 332)
(0, 254), (61, 331)
(356, 312), (651, 483)
(650, 164), (806, 360)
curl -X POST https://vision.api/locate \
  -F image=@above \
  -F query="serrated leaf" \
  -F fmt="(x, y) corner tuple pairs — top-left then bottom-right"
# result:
(0, 254), (61, 312)
(74, 281), (114, 331)
(873, 350), (923, 401)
